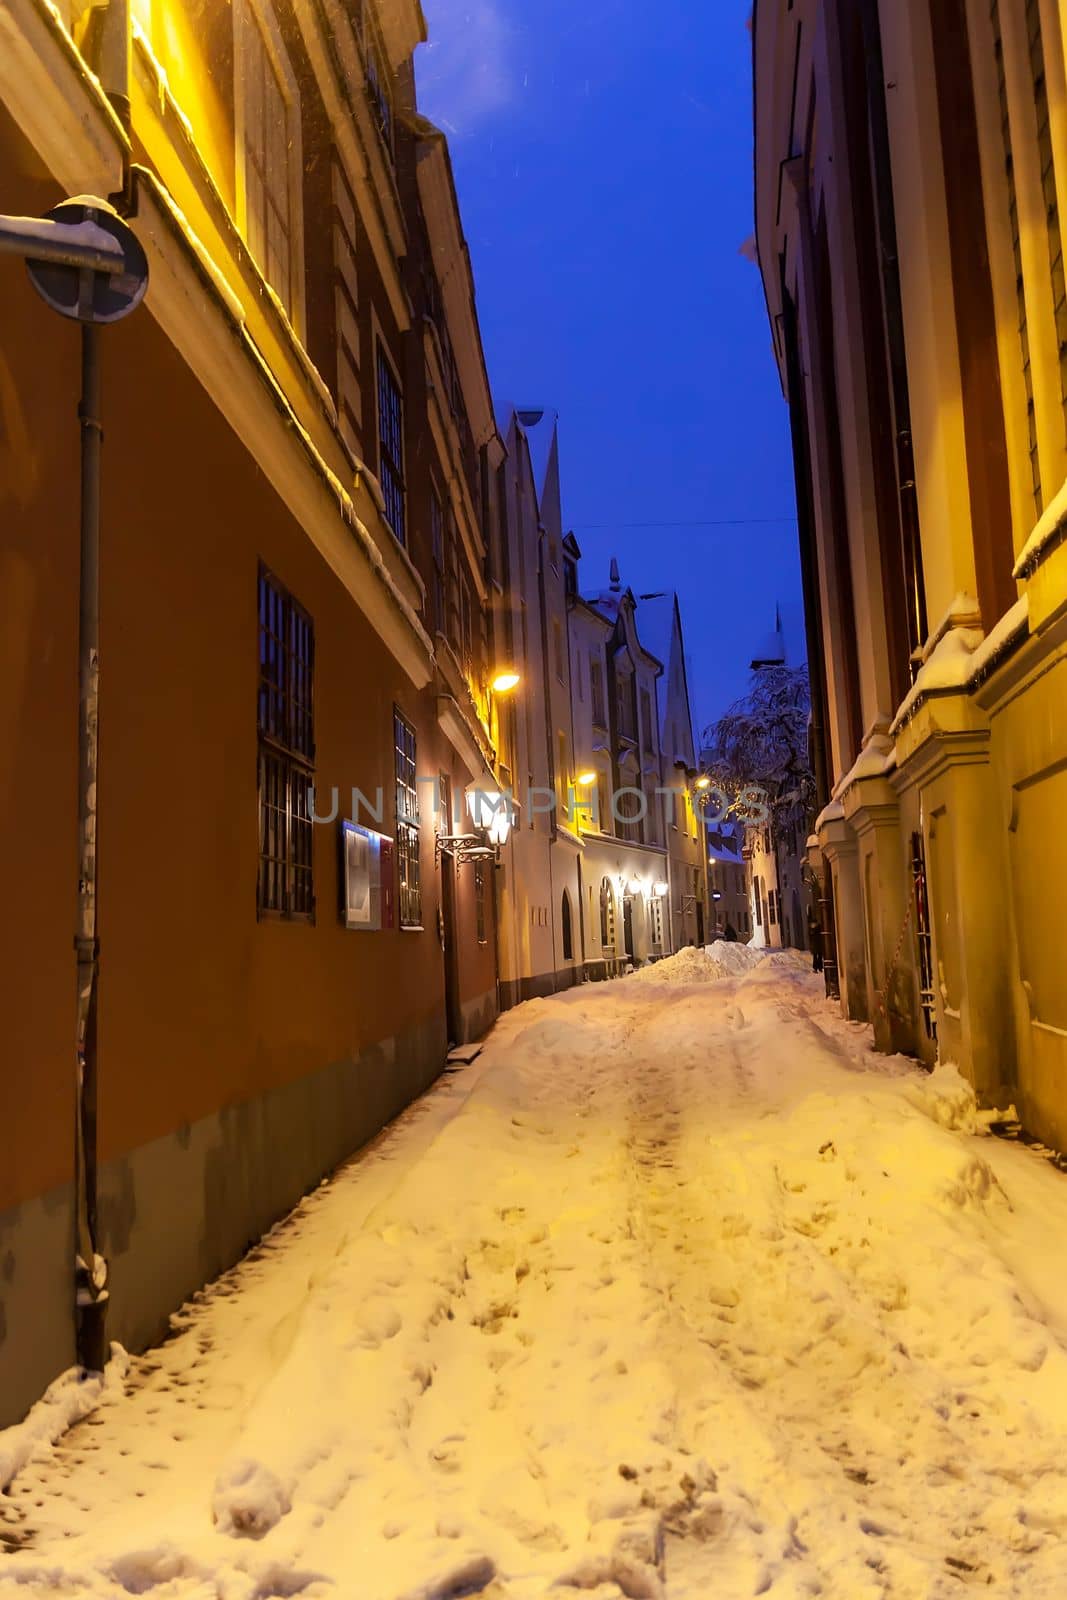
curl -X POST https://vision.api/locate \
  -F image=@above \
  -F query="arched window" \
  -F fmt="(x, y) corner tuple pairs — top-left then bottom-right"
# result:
(600, 877), (616, 949)
(562, 890), (574, 961)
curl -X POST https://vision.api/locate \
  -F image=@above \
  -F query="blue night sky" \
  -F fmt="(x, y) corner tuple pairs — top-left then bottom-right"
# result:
(417, 0), (802, 735)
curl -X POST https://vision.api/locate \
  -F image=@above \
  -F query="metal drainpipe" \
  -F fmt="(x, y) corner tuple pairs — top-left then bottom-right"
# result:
(75, 0), (131, 1373)
(74, 318), (107, 1373)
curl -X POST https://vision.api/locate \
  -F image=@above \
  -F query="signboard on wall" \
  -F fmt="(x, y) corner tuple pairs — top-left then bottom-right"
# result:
(341, 820), (393, 932)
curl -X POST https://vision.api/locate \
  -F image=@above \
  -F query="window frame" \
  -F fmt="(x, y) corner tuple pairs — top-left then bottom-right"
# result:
(233, 0), (306, 335)
(393, 707), (421, 928)
(375, 336), (407, 546)
(590, 657), (607, 728)
(257, 564), (315, 922)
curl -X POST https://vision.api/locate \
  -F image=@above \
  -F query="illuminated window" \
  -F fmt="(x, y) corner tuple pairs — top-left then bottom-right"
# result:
(258, 567), (314, 919)
(394, 709), (420, 927)
(600, 877), (616, 948)
(236, 0), (300, 318)
(376, 343), (406, 543)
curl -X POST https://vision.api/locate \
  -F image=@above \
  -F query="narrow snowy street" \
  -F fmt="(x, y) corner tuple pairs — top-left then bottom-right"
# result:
(4, 946), (1067, 1600)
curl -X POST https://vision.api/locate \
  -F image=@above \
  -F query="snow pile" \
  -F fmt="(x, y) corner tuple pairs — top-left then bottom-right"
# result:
(705, 937), (766, 976)
(0, 1344), (127, 1491)
(4, 967), (1067, 1597)
(625, 946), (724, 985)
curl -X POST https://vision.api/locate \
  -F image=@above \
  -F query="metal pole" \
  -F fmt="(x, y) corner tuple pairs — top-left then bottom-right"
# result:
(74, 321), (107, 1373)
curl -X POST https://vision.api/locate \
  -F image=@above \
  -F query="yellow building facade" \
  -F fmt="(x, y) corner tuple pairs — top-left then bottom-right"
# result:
(754, 0), (1067, 1147)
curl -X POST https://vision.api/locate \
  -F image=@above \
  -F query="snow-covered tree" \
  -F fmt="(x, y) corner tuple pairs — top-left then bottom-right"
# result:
(701, 664), (815, 835)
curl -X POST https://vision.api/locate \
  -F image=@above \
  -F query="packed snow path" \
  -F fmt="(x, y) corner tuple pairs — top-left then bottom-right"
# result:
(4, 948), (1067, 1599)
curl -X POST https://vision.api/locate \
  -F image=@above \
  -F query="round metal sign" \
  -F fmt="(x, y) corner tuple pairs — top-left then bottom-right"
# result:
(26, 197), (148, 324)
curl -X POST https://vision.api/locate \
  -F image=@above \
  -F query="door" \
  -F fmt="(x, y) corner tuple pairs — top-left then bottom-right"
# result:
(438, 774), (461, 1046)
(623, 895), (635, 960)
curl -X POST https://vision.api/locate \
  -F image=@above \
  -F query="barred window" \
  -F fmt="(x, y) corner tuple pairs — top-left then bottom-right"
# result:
(394, 708), (421, 927)
(376, 344), (405, 544)
(258, 567), (314, 918)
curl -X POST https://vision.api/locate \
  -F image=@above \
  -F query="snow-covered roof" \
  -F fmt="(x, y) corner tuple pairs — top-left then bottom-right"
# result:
(584, 589), (622, 622)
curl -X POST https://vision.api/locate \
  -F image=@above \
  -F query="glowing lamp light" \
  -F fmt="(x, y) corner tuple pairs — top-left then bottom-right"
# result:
(652, 881), (669, 898)
(576, 771), (597, 787)
(467, 789), (513, 846)
(488, 808), (512, 847)
(626, 876), (643, 896)
(491, 670), (520, 693)
(695, 776), (711, 790)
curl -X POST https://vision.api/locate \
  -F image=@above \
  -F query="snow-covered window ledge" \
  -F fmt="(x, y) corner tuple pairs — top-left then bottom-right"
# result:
(1013, 477), (1067, 581)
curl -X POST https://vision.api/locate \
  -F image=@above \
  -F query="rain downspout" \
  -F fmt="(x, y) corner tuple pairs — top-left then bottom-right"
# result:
(75, 0), (131, 1374)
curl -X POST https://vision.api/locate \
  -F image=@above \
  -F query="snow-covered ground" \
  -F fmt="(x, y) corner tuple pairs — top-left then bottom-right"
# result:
(4, 946), (1067, 1599)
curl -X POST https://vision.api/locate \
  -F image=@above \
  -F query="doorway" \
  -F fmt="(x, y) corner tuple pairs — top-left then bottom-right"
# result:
(623, 895), (635, 960)
(438, 774), (461, 1046)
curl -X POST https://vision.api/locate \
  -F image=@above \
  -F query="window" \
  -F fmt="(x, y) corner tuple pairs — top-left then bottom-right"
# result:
(557, 731), (569, 820)
(643, 776), (660, 846)
(1023, 0), (1067, 438)
(617, 671), (636, 741)
(258, 567), (314, 918)
(445, 510), (461, 650)
(769, 889), (778, 926)
(459, 577), (472, 672)
(616, 786), (643, 844)
(640, 687), (655, 754)
(649, 897), (664, 950)
(475, 862), (488, 945)
(430, 488), (445, 634)
(590, 658), (606, 726)
(376, 343), (405, 543)
(393, 708), (421, 926)
(564, 558), (577, 602)
(366, 34), (393, 156)
(562, 891), (573, 960)
(237, 0), (298, 316)
(600, 877), (616, 949)
(597, 771), (611, 835)
(991, 0), (1041, 511)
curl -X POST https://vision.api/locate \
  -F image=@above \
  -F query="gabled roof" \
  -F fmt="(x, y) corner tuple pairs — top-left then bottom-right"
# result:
(636, 591), (696, 767)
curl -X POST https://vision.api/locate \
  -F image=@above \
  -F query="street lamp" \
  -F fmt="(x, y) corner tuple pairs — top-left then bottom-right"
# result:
(8, 196), (148, 1376)
(491, 669), (520, 693)
(576, 770), (597, 786)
